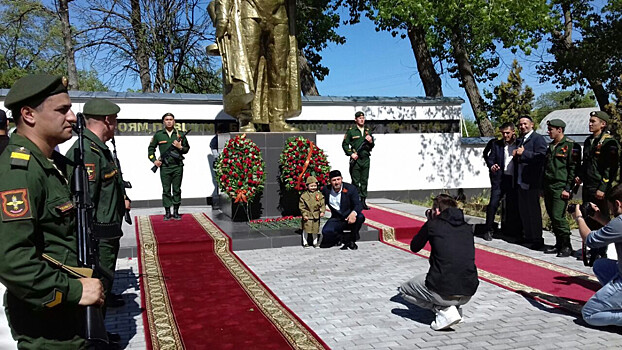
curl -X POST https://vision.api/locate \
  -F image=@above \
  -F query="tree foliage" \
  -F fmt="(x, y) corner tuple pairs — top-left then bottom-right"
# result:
(0, 0), (106, 90)
(77, 0), (220, 93)
(487, 60), (534, 126)
(532, 90), (595, 123)
(338, 0), (554, 136)
(539, 0), (622, 110)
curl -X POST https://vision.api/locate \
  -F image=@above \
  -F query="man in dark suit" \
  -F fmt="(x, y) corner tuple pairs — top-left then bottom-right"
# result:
(321, 170), (366, 250)
(484, 122), (520, 241)
(513, 116), (547, 249)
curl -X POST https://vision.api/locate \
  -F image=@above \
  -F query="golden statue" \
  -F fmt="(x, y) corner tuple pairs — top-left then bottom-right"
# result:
(207, 0), (301, 132)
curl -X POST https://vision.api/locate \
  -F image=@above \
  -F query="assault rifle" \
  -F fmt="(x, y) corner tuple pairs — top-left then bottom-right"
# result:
(151, 129), (191, 172)
(349, 134), (374, 166)
(72, 113), (109, 345)
(110, 137), (132, 225)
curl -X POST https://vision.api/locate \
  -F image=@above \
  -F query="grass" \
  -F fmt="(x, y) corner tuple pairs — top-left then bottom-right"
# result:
(406, 190), (580, 230)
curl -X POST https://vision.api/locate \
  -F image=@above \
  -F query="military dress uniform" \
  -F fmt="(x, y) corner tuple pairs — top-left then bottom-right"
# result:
(298, 176), (325, 248)
(66, 99), (126, 310)
(543, 120), (581, 256)
(0, 75), (89, 349)
(580, 111), (620, 259)
(342, 122), (374, 207)
(148, 128), (190, 218)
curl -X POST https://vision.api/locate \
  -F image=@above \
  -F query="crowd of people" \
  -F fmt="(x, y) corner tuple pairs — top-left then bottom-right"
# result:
(483, 112), (618, 260)
(0, 72), (619, 350)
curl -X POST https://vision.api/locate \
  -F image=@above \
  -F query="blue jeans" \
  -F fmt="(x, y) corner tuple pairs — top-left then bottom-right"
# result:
(582, 258), (622, 326)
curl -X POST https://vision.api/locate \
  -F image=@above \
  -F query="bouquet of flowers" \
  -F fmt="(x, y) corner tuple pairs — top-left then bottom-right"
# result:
(215, 134), (265, 203)
(279, 136), (331, 191)
(248, 216), (302, 230)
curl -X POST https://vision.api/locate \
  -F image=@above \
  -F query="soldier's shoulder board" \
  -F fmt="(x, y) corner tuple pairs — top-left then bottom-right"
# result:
(89, 142), (101, 153)
(9, 147), (31, 168)
(0, 188), (33, 221)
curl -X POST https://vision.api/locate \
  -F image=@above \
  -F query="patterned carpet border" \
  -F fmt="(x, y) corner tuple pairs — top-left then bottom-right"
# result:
(366, 203), (595, 315)
(136, 215), (184, 350)
(194, 213), (328, 350)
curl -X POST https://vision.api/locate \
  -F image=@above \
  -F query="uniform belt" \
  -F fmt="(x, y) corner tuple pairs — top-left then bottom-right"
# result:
(93, 222), (123, 239)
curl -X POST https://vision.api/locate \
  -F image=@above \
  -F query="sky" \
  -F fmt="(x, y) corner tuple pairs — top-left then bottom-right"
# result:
(312, 16), (560, 120)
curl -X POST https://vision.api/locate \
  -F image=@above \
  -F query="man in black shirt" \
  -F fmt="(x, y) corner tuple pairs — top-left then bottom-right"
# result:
(399, 194), (479, 330)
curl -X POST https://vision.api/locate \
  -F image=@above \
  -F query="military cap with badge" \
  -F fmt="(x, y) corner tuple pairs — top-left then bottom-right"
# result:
(547, 119), (566, 129)
(4, 75), (68, 112)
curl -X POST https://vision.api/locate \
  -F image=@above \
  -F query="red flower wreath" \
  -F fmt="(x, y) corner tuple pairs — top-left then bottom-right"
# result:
(279, 136), (331, 191)
(215, 134), (265, 203)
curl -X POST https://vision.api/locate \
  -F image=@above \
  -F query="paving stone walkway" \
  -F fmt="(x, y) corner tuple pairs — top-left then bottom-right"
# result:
(0, 200), (620, 349)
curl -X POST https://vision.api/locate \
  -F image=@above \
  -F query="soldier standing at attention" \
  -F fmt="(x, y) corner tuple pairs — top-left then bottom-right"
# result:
(342, 111), (374, 210)
(576, 111), (619, 261)
(148, 113), (190, 220)
(66, 99), (131, 324)
(543, 119), (581, 257)
(0, 75), (104, 349)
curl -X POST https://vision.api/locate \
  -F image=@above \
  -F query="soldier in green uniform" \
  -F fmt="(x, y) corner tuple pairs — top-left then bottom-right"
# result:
(148, 113), (190, 220)
(66, 99), (131, 321)
(576, 111), (619, 260)
(542, 119), (581, 257)
(0, 75), (104, 349)
(342, 111), (374, 210)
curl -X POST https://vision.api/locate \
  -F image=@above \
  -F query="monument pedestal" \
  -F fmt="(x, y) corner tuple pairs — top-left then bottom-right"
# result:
(219, 132), (317, 221)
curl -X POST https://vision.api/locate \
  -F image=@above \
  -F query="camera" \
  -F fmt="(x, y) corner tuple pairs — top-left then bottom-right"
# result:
(425, 208), (434, 220)
(566, 202), (596, 217)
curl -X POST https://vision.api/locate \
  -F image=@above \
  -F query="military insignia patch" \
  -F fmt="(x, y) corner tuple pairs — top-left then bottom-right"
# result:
(104, 169), (118, 180)
(158, 140), (168, 144)
(55, 201), (74, 214)
(44, 289), (63, 308)
(1, 189), (32, 221)
(85, 163), (96, 181)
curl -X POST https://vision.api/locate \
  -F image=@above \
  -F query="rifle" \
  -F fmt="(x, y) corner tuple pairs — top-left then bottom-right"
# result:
(151, 129), (191, 173)
(349, 134), (374, 166)
(111, 137), (133, 225)
(72, 113), (109, 345)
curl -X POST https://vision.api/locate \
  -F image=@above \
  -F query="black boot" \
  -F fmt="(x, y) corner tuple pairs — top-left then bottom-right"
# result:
(164, 208), (172, 221)
(361, 198), (370, 210)
(173, 206), (182, 220)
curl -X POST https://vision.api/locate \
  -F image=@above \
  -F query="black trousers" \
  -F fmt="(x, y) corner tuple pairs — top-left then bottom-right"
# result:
(517, 186), (543, 244)
(321, 213), (365, 247)
(486, 175), (520, 236)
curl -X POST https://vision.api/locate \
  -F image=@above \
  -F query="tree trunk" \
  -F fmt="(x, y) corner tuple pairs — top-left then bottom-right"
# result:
(450, 26), (495, 136)
(407, 24), (442, 97)
(588, 78), (610, 110)
(557, 4), (609, 110)
(130, 0), (152, 92)
(57, 0), (79, 90)
(298, 52), (319, 96)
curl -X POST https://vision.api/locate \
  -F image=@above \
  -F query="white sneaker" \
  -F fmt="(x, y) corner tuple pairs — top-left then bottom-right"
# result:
(430, 305), (462, 331)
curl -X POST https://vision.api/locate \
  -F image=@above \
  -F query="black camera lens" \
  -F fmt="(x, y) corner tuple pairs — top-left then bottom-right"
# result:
(566, 204), (577, 214)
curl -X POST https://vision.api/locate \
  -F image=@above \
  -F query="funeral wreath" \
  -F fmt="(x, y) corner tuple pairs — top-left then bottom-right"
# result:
(279, 136), (331, 191)
(215, 134), (265, 203)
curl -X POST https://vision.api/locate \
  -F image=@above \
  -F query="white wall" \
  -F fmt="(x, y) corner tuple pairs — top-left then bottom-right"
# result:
(57, 132), (490, 202)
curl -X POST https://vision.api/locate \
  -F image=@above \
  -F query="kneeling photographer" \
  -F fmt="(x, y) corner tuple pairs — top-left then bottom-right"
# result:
(398, 194), (478, 331)
(572, 183), (622, 327)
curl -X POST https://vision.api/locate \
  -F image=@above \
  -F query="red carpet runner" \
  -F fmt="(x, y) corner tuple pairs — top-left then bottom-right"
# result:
(136, 213), (328, 350)
(364, 204), (602, 314)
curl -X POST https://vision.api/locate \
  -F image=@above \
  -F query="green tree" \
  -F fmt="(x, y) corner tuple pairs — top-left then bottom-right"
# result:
(487, 60), (535, 126)
(539, 0), (622, 110)
(296, 0), (346, 95)
(339, 0), (554, 137)
(532, 90), (596, 123)
(0, 0), (107, 90)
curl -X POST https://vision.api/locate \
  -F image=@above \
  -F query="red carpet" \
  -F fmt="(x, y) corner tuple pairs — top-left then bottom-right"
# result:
(136, 213), (328, 350)
(365, 204), (601, 313)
